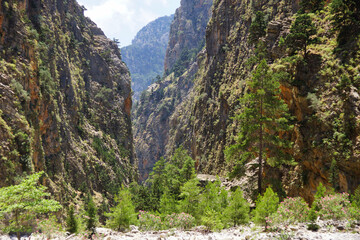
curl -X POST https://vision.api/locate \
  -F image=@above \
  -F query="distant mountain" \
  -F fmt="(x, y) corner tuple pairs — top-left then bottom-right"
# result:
(122, 15), (174, 100)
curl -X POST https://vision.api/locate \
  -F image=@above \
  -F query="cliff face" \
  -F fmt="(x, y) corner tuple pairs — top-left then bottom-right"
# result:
(133, 0), (213, 181)
(135, 0), (360, 201)
(164, 0), (213, 73)
(121, 15), (174, 100)
(0, 0), (135, 200)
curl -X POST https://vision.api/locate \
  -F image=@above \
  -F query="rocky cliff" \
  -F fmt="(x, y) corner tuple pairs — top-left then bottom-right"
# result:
(133, 0), (213, 180)
(0, 0), (136, 201)
(135, 0), (360, 202)
(121, 15), (174, 100)
(164, 0), (213, 73)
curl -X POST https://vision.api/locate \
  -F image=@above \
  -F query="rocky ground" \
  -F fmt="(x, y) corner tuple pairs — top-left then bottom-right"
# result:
(1, 220), (360, 240)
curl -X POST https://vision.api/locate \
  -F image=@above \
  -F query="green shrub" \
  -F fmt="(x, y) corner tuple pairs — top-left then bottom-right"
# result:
(201, 209), (224, 232)
(178, 178), (201, 220)
(164, 212), (195, 230)
(66, 206), (79, 234)
(224, 188), (250, 227)
(105, 187), (137, 231)
(85, 196), (97, 231)
(351, 185), (360, 209)
(252, 187), (279, 229)
(138, 211), (163, 231)
(35, 215), (63, 238)
(318, 193), (351, 220)
(268, 197), (310, 226)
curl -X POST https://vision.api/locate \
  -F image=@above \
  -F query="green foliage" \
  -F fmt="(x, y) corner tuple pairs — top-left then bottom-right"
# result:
(223, 188), (250, 227)
(147, 147), (196, 212)
(268, 197), (310, 226)
(312, 182), (327, 211)
(300, 0), (325, 13)
(129, 182), (152, 212)
(252, 187), (279, 229)
(201, 209), (224, 232)
(0, 171), (62, 237)
(248, 11), (267, 45)
(105, 186), (137, 231)
(330, 0), (360, 45)
(35, 215), (63, 239)
(163, 212), (195, 230)
(285, 13), (318, 58)
(178, 178), (202, 220)
(226, 58), (294, 194)
(159, 191), (178, 215)
(10, 79), (30, 102)
(39, 66), (56, 96)
(66, 206), (79, 234)
(351, 186), (360, 209)
(138, 211), (163, 231)
(318, 193), (351, 220)
(85, 196), (97, 231)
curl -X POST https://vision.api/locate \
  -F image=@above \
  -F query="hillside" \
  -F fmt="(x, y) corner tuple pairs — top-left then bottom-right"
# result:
(134, 0), (360, 202)
(0, 0), (136, 202)
(121, 15), (174, 100)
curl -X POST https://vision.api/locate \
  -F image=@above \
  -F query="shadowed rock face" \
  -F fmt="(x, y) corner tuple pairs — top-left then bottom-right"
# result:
(133, 0), (213, 181)
(0, 0), (136, 200)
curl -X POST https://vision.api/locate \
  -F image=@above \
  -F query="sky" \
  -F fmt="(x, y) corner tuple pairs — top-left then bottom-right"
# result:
(77, 0), (180, 47)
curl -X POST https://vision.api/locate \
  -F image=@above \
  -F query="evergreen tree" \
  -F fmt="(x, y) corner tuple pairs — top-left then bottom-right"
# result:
(224, 188), (250, 226)
(330, 0), (360, 45)
(105, 186), (137, 231)
(300, 0), (325, 13)
(225, 59), (294, 194)
(159, 190), (178, 215)
(351, 186), (360, 209)
(0, 171), (62, 239)
(285, 13), (318, 58)
(85, 196), (97, 231)
(66, 206), (79, 234)
(179, 178), (202, 221)
(252, 187), (279, 229)
(248, 11), (267, 46)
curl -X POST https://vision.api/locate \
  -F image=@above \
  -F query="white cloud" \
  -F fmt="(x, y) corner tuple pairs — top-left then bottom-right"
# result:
(77, 0), (180, 47)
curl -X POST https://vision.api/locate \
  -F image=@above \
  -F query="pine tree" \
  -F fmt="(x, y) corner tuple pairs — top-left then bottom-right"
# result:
(85, 196), (97, 231)
(105, 186), (137, 231)
(252, 187), (279, 229)
(178, 178), (202, 221)
(224, 188), (250, 226)
(226, 58), (294, 194)
(66, 206), (79, 234)
(248, 11), (267, 46)
(285, 13), (318, 58)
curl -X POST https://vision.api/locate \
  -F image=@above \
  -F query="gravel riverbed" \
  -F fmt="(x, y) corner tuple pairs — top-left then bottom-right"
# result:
(1, 220), (360, 240)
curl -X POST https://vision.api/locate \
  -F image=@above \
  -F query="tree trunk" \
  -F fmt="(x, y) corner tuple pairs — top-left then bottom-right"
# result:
(259, 96), (263, 195)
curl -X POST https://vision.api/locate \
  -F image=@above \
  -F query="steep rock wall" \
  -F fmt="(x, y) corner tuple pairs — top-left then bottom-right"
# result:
(0, 0), (135, 201)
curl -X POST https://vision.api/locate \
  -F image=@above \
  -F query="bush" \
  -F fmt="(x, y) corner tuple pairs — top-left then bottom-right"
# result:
(85, 196), (97, 231)
(105, 187), (137, 231)
(318, 193), (351, 220)
(252, 187), (279, 229)
(201, 209), (224, 232)
(268, 197), (310, 226)
(35, 215), (63, 239)
(224, 188), (250, 227)
(138, 211), (163, 231)
(164, 212), (195, 230)
(66, 206), (79, 234)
